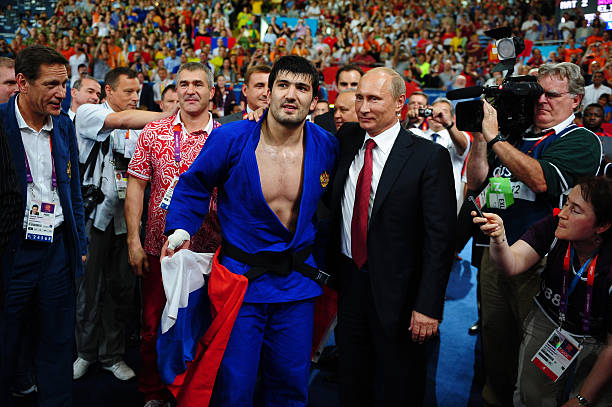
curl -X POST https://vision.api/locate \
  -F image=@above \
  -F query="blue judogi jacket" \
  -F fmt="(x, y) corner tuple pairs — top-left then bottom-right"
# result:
(165, 112), (338, 303)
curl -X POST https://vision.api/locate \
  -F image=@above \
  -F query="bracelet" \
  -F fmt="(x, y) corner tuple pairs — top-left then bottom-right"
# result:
(575, 394), (592, 407)
(444, 121), (454, 130)
(487, 134), (505, 149)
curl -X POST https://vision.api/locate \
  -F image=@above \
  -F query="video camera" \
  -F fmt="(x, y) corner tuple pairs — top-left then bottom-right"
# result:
(447, 27), (544, 142)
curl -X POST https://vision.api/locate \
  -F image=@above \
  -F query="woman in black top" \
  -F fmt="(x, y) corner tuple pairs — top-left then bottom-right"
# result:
(473, 177), (612, 407)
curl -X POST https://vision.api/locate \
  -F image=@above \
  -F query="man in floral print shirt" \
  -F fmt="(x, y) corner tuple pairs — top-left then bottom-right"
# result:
(125, 62), (221, 407)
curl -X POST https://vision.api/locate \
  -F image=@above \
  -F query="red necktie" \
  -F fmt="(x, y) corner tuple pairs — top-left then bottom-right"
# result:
(351, 138), (376, 269)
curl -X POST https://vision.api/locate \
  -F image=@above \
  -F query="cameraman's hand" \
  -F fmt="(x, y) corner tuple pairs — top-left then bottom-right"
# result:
(481, 100), (499, 142)
(407, 105), (422, 121)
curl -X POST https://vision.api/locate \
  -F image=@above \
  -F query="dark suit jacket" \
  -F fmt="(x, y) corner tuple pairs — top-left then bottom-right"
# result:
(217, 110), (243, 125)
(1, 96), (87, 278)
(328, 122), (456, 338)
(314, 110), (336, 135)
(0, 117), (22, 255)
(139, 82), (160, 112)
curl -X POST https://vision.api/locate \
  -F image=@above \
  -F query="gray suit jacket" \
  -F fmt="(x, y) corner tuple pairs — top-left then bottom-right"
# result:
(217, 111), (243, 125)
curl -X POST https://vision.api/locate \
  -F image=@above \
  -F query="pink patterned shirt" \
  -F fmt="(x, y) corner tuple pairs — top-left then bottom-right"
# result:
(128, 112), (222, 256)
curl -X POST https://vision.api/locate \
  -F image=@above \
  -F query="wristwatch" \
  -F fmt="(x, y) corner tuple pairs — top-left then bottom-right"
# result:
(487, 134), (505, 149)
(444, 121), (454, 130)
(575, 394), (592, 407)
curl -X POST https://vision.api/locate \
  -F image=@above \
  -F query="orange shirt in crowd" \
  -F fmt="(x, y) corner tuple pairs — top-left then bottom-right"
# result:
(564, 47), (583, 62)
(60, 46), (76, 60)
(586, 35), (604, 47)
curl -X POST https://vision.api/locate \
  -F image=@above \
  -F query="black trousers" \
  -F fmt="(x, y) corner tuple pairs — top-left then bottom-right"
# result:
(336, 257), (427, 407)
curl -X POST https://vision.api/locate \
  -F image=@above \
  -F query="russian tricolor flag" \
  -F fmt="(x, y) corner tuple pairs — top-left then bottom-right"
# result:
(157, 248), (248, 407)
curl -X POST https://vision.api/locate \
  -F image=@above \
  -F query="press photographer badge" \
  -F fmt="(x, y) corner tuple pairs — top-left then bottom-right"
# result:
(531, 327), (582, 382)
(114, 170), (128, 199)
(160, 176), (179, 210)
(26, 201), (56, 242)
(486, 177), (514, 209)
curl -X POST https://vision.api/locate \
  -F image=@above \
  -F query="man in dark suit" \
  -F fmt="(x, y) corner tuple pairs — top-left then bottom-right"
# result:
(217, 64), (271, 124)
(328, 67), (456, 406)
(0, 45), (87, 406)
(314, 64), (363, 134)
(137, 71), (159, 112)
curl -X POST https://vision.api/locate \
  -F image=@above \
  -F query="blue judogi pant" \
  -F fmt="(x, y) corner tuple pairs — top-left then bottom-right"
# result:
(1, 229), (74, 407)
(210, 298), (315, 407)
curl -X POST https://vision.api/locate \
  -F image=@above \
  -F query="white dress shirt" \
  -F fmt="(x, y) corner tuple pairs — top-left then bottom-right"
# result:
(16, 97), (64, 227)
(76, 102), (140, 234)
(340, 120), (401, 259)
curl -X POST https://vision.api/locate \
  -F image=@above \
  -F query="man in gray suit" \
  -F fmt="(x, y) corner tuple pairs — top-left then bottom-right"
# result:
(217, 65), (271, 124)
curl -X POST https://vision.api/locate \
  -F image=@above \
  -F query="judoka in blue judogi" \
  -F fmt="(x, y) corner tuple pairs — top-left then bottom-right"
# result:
(163, 56), (338, 407)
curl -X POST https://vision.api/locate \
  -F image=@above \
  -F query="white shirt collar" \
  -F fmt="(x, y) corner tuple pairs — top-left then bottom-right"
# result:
(246, 105), (255, 114)
(364, 120), (401, 155)
(526, 113), (575, 137)
(15, 96), (53, 132)
(172, 110), (214, 134)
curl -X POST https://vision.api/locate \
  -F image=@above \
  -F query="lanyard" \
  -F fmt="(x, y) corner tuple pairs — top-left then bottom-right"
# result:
(172, 124), (181, 164)
(24, 137), (56, 189)
(560, 243), (598, 333)
(527, 129), (555, 155)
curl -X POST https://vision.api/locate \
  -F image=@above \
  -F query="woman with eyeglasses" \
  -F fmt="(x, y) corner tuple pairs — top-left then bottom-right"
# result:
(473, 177), (612, 407)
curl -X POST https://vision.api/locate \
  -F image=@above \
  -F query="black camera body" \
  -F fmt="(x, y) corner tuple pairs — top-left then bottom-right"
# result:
(450, 27), (543, 142)
(455, 76), (543, 142)
(418, 107), (433, 117)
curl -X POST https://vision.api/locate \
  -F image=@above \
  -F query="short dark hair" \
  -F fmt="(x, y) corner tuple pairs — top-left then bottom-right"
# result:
(268, 56), (318, 100)
(577, 176), (612, 239)
(335, 64), (364, 85)
(15, 45), (68, 82)
(244, 64), (271, 86)
(161, 84), (176, 100)
(585, 103), (604, 113)
(104, 67), (138, 90)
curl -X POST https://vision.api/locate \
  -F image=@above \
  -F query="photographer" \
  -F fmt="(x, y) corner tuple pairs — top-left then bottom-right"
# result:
(466, 62), (602, 406)
(412, 98), (471, 210)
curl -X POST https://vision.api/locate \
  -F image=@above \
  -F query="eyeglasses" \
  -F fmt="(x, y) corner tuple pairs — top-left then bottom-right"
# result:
(542, 91), (572, 100)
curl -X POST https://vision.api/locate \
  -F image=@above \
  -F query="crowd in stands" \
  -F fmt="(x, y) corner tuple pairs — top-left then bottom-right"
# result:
(0, 0), (610, 117)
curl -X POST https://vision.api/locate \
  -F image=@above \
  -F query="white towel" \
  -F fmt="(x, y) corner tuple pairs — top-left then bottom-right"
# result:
(160, 250), (214, 334)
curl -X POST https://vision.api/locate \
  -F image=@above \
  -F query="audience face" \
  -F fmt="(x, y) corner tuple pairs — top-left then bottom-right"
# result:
(17, 63), (68, 117)
(334, 90), (358, 130)
(106, 74), (140, 111)
(177, 68), (213, 117)
(71, 77), (101, 110)
(243, 71), (270, 111)
(337, 69), (361, 91)
(583, 105), (604, 131)
(160, 88), (179, 112)
(355, 70), (404, 136)
(0, 65), (18, 104)
(313, 101), (329, 118)
(592, 71), (604, 87)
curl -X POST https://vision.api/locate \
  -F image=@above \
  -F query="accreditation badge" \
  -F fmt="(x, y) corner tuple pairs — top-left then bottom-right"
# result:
(160, 176), (180, 210)
(114, 170), (128, 199)
(485, 177), (514, 209)
(530, 327), (582, 382)
(25, 201), (56, 243)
